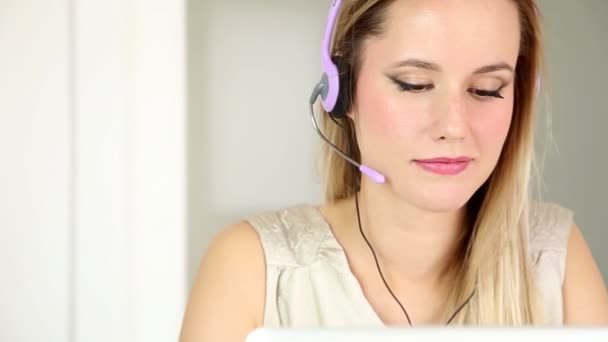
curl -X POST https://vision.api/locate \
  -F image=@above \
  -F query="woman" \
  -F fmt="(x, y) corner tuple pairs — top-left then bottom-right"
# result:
(179, 0), (608, 340)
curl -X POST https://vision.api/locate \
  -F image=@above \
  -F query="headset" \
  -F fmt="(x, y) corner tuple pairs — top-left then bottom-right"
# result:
(309, 0), (541, 186)
(309, 0), (387, 184)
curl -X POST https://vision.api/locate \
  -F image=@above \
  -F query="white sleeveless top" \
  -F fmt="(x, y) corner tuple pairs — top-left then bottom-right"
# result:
(245, 201), (573, 327)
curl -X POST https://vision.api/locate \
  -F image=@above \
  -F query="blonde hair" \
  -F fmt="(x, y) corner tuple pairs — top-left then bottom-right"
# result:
(317, 0), (546, 325)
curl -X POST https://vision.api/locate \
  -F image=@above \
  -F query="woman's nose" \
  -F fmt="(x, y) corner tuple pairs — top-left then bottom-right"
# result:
(430, 90), (469, 142)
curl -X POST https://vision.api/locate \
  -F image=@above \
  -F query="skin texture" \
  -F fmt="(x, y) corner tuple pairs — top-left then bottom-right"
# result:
(352, 0), (519, 213)
(179, 1), (608, 340)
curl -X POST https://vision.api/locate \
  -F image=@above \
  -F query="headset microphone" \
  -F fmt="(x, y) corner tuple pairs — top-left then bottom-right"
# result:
(309, 83), (386, 184)
(309, 0), (386, 184)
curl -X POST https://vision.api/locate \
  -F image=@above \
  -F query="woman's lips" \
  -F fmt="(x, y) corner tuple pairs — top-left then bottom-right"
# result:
(413, 157), (473, 175)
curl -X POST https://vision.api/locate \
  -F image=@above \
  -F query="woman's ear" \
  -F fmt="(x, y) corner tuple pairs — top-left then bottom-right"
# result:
(346, 108), (355, 120)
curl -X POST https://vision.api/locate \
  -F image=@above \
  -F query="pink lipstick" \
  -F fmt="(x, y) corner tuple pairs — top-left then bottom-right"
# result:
(414, 157), (472, 175)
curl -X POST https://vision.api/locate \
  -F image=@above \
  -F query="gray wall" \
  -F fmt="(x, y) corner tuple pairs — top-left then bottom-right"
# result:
(187, 0), (326, 286)
(536, 0), (608, 282)
(187, 0), (608, 287)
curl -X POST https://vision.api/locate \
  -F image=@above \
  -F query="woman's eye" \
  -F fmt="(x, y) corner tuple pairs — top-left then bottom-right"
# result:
(394, 81), (434, 93)
(468, 88), (505, 99)
(390, 77), (505, 100)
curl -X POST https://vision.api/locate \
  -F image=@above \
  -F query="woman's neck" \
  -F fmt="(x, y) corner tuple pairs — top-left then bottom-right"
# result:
(341, 182), (469, 287)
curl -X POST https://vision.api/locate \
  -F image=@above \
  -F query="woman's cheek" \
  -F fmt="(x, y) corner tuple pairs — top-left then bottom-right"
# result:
(362, 96), (422, 142)
(472, 105), (513, 152)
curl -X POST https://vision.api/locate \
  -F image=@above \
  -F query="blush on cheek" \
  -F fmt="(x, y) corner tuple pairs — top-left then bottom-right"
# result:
(360, 95), (422, 141)
(354, 70), (423, 143)
(473, 107), (513, 148)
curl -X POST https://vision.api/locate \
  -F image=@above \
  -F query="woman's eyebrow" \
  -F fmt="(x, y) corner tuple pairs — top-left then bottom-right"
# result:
(473, 62), (514, 74)
(389, 58), (514, 74)
(389, 58), (441, 71)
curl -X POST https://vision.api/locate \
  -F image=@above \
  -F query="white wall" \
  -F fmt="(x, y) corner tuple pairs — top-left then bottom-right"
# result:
(1, 1), (187, 341)
(0, 1), (71, 340)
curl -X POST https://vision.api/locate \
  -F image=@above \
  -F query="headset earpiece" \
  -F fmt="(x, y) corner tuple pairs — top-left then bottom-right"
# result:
(329, 56), (352, 119)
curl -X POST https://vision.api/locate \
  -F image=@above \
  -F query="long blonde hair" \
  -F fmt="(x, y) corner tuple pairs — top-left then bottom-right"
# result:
(317, 0), (546, 324)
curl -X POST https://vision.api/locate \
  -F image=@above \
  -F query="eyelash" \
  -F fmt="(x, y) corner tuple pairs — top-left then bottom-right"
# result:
(394, 80), (505, 99)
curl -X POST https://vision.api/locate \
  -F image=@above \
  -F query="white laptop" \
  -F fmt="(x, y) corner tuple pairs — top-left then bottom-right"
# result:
(246, 327), (608, 342)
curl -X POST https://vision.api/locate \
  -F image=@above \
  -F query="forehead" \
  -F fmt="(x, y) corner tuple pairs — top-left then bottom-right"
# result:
(364, 0), (521, 70)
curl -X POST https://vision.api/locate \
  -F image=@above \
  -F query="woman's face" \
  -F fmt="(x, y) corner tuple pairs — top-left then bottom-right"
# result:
(351, 0), (521, 212)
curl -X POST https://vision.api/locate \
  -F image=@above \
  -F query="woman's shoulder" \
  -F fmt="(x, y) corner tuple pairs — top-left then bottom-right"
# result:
(244, 203), (332, 267)
(179, 220), (266, 339)
(528, 200), (574, 253)
(527, 201), (608, 323)
(524, 201), (575, 322)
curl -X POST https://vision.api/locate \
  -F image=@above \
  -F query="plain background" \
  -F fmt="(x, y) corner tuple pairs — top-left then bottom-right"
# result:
(1, 1), (606, 341)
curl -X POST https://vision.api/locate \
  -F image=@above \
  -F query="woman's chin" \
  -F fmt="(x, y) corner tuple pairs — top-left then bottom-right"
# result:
(401, 185), (474, 213)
